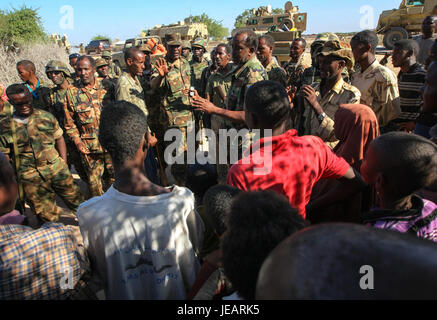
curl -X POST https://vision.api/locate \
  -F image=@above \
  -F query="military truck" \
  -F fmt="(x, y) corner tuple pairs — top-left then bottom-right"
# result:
(148, 19), (208, 42)
(376, 0), (437, 49)
(231, 2), (307, 66)
(112, 36), (162, 69)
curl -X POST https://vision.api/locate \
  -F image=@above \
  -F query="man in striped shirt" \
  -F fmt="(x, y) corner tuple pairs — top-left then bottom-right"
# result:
(391, 39), (427, 133)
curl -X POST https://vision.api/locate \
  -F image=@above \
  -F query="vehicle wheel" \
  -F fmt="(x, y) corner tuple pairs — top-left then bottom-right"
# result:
(383, 27), (408, 50)
(283, 18), (295, 31)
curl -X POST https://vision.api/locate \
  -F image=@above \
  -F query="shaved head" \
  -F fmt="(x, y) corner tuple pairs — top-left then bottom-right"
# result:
(256, 223), (437, 299)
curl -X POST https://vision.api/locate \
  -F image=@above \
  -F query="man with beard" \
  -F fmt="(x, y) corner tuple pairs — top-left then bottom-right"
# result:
(300, 41), (361, 149)
(256, 34), (287, 87)
(45, 60), (88, 183)
(63, 56), (114, 198)
(150, 33), (194, 186)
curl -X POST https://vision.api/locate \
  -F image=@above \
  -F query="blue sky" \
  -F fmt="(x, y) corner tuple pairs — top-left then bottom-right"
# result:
(1, 0), (401, 45)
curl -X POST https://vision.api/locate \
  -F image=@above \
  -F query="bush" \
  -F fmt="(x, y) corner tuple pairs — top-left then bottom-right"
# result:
(0, 43), (71, 88)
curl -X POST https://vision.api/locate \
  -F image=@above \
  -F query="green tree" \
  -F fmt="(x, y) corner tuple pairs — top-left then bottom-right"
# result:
(0, 6), (46, 45)
(186, 13), (229, 40)
(92, 35), (112, 44)
(234, 7), (284, 28)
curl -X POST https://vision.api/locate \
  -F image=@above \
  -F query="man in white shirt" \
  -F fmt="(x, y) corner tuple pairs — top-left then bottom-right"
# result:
(77, 101), (204, 300)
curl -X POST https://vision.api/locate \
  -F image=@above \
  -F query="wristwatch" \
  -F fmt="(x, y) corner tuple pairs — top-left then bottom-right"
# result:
(317, 112), (327, 121)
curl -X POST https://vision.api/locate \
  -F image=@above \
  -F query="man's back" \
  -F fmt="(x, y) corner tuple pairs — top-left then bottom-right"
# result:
(227, 129), (350, 218)
(77, 185), (202, 300)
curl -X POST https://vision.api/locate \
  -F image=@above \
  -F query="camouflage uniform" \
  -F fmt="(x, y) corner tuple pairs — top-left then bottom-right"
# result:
(102, 51), (122, 79)
(190, 38), (209, 91)
(151, 53), (194, 185)
(0, 109), (83, 222)
(265, 58), (288, 87)
(205, 63), (237, 183)
(115, 72), (148, 116)
(284, 54), (310, 89)
(182, 41), (193, 61)
(0, 102), (13, 121)
(63, 79), (115, 198)
(219, 56), (268, 180)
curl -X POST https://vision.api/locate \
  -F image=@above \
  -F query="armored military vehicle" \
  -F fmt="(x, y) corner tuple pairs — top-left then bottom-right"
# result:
(112, 36), (162, 69)
(231, 2), (308, 66)
(148, 19), (208, 42)
(376, 0), (437, 49)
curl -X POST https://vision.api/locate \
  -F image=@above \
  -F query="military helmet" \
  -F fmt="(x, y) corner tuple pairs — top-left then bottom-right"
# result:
(95, 58), (109, 68)
(318, 40), (355, 69)
(182, 41), (192, 50)
(102, 50), (112, 58)
(191, 38), (207, 51)
(314, 32), (340, 44)
(45, 60), (71, 78)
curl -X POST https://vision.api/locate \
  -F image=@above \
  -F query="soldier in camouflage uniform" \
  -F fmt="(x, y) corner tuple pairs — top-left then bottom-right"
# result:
(301, 33), (345, 87)
(102, 51), (122, 79)
(0, 86), (13, 120)
(16, 60), (51, 111)
(283, 38), (310, 90)
(0, 84), (83, 223)
(150, 33), (194, 185)
(192, 29), (268, 167)
(115, 47), (148, 116)
(190, 38), (209, 94)
(63, 56), (115, 198)
(45, 60), (88, 183)
(95, 58), (117, 101)
(181, 41), (192, 61)
(257, 34), (288, 87)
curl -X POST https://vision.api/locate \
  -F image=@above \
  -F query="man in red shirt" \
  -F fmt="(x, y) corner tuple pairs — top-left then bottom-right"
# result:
(227, 80), (366, 218)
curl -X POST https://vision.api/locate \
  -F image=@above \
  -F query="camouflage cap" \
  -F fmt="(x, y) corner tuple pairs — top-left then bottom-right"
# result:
(318, 40), (355, 69)
(95, 58), (109, 68)
(313, 32), (340, 45)
(139, 43), (153, 53)
(191, 38), (207, 51)
(182, 41), (192, 49)
(102, 50), (112, 58)
(165, 33), (182, 46)
(45, 60), (71, 78)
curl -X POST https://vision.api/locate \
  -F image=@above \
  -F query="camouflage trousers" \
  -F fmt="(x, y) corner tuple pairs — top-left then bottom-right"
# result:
(21, 159), (84, 223)
(66, 139), (88, 182)
(83, 152), (115, 198)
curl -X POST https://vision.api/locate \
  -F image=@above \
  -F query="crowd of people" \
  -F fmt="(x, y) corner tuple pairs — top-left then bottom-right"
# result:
(0, 14), (437, 300)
